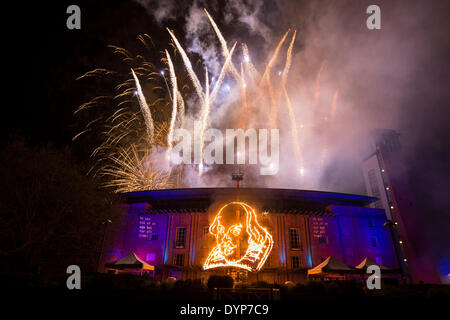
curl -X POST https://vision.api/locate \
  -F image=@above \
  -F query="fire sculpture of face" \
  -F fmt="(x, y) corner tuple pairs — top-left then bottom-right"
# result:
(203, 202), (273, 272)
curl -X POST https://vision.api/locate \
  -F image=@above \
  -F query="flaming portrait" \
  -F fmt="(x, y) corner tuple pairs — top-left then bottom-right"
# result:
(203, 202), (273, 272)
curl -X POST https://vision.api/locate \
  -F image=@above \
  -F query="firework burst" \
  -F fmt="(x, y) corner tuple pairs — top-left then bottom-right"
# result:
(75, 10), (339, 192)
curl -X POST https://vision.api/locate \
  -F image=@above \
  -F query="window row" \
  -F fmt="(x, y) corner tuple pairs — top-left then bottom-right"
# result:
(141, 227), (381, 249)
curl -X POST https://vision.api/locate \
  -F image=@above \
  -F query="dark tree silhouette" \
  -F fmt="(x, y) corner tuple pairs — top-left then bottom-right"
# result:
(0, 137), (123, 277)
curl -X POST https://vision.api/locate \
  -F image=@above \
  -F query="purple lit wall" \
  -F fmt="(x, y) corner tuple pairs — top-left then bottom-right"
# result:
(105, 188), (398, 283)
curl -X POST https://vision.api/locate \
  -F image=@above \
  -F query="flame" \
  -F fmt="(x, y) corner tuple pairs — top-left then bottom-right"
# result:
(203, 202), (273, 272)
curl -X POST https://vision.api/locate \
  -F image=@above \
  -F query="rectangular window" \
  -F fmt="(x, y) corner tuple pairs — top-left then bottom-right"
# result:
(146, 253), (155, 261)
(318, 236), (328, 244)
(289, 228), (302, 250)
(291, 256), (301, 269)
(265, 255), (273, 268)
(175, 227), (186, 248)
(368, 169), (383, 209)
(368, 217), (375, 227)
(173, 254), (184, 266)
(370, 236), (378, 247)
(150, 234), (158, 241)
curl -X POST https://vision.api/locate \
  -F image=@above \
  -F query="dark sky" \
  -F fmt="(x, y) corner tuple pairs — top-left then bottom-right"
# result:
(5, 0), (450, 275)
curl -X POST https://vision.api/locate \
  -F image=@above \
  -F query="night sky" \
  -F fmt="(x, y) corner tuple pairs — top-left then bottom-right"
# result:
(5, 0), (450, 275)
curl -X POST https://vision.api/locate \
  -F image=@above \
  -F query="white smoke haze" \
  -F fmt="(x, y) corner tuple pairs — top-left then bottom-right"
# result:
(134, 0), (176, 25)
(224, 0), (274, 44)
(134, 0), (449, 196)
(184, 1), (222, 76)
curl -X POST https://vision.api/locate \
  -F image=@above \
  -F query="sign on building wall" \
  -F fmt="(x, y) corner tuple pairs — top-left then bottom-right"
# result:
(312, 217), (328, 238)
(138, 215), (156, 239)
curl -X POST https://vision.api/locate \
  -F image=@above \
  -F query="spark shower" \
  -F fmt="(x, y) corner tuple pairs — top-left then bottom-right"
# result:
(76, 9), (338, 193)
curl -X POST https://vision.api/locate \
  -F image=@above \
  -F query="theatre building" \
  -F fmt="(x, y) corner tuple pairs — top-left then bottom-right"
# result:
(104, 188), (398, 284)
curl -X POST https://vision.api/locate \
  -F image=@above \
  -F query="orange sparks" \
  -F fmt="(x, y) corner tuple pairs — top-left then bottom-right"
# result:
(331, 90), (339, 120)
(314, 61), (326, 103)
(203, 202), (273, 272)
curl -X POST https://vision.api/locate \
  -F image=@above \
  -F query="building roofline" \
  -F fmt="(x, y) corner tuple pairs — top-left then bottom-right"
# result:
(120, 187), (378, 207)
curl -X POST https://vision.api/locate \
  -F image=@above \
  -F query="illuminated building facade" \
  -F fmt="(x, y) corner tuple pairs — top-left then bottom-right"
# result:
(362, 129), (441, 283)
(106, 188), (398, 284)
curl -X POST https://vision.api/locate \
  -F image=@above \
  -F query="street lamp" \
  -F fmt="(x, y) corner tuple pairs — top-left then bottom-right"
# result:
(97, 219), (112, 273)
(384, 221), (410, 284)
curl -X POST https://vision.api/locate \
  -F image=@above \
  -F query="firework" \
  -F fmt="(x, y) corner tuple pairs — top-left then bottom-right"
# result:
(76, 9), (339, 192)
(331, 90), (339, 120)
(101, 143), (174, 193)
(165, 50), (178, 159)
(314, 61), (326, 103)
(75, 35), (181, 192)
(131, 69), (154, 144)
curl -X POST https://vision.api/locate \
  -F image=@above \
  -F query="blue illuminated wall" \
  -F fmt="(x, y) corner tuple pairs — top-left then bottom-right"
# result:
(107, 189), (398, 283)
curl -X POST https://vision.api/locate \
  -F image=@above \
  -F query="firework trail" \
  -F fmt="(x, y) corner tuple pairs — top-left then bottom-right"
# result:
(167, 28), (205, 105)
(314, 61), (326, 103)
(260, 30), (291, 84)
(199, 42), (237, 171)
(176, 92), (185, 129)
(204, 8), (241, 81)
(242, 44), (260, 85)
(239, 63), (248, 128)
(131, 68), (154, 144)
(209, 42), (237, 102)
(319, 90), (339, 170)
(168, 17), (237, 173)
(281, 31), (296, 90)
(204, 12), (302, 165)
(198, 66), (210, 174)
(165, 50), (178, 159)
(279, 31), (302, 174)
(260, 30), (290, 127)
(331, 90), (339, 120)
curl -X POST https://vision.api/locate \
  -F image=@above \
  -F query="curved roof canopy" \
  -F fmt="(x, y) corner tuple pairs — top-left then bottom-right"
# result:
(307, 256), (357, 275)
(122, 188), (377, 210)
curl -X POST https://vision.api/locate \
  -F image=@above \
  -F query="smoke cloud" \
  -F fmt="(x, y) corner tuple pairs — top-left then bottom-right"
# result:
(133, 0), (450, 280)
(134, 0), (449, 193)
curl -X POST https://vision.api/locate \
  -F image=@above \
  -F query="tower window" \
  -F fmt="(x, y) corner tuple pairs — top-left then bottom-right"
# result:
(173, 254), (184, 266)
(150, 234), (159, 241)
(370, 236), (378, 247)
(289, 228), (302, 250)
(175, 227), (186, 248)
(291, 256), (301, 269)
(265, 255), (273, 268)
(368, 169), (383, 209)
(318, 236), (328, 244)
